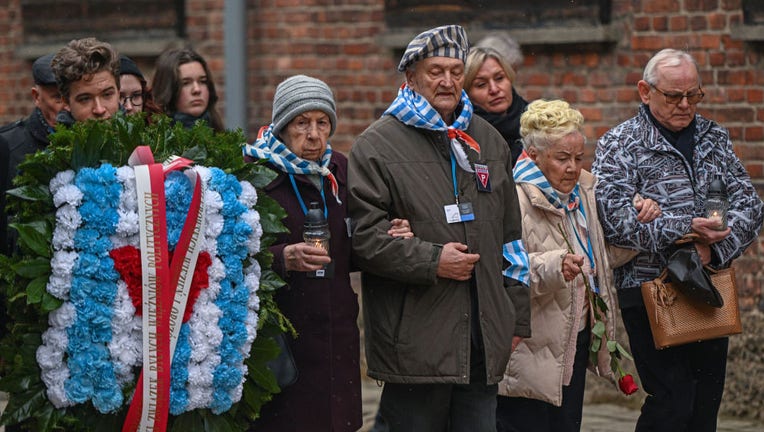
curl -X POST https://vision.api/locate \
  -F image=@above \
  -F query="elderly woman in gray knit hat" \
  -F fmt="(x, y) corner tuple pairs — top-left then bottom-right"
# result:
(244, 75), (409, 432)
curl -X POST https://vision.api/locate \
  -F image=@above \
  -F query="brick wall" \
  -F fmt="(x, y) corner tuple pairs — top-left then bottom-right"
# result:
(0, 0), (762, 308)
(0, 1), (30, 121)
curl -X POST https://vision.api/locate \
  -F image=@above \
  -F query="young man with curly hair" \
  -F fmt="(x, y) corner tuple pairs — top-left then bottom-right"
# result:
(51, 37), (121, 124)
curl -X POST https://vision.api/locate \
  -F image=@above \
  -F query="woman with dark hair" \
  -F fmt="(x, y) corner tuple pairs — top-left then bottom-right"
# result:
(119, 55), (161, 119)
(151, 47), (224, 131)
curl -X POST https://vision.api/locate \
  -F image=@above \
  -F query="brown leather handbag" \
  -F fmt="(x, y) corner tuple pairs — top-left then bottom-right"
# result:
(640, 266), (741, 349)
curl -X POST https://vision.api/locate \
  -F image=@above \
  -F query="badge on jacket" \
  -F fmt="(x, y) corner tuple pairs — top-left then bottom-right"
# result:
(474, 163), (491, 192)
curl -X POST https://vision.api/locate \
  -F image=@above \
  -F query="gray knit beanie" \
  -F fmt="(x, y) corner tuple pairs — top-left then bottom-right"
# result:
(271, 75), (337, 139)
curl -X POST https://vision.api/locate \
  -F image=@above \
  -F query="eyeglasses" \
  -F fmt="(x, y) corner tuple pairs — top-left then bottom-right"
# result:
(648, 83), (704, 105)
(120, 92), (144, 107)
(288, 118), (332, 134)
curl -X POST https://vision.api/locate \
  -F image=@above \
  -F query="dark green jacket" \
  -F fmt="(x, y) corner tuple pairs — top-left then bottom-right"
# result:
(349, 114), (530, 385)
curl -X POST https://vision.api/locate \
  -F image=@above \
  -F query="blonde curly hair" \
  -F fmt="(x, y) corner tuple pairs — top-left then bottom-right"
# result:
(520, 99), (585, 152)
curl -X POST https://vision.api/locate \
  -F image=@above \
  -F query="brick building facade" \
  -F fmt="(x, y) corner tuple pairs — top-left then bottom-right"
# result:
(1, 0), (763, 308)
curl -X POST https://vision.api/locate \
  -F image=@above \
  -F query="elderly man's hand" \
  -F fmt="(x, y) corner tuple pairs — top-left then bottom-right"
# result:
(691, 217), (730, 245)
(633, 195), (662, 223)
(436, 242), (480, 281)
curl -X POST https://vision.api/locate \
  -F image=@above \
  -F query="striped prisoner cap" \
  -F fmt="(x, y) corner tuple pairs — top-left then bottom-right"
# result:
(397, 25), (469, 72)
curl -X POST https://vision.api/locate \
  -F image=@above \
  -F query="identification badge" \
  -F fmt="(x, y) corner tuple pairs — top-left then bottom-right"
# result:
(307, 261), (335, 279)
(444, 202), (475, 223)
(474, 163), (491, 192)
(459, 202), (475, 221)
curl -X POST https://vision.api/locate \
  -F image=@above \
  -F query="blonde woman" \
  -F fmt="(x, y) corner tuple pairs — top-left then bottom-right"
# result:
(464, 46), (528, 167)
(496, 100), (659, 432)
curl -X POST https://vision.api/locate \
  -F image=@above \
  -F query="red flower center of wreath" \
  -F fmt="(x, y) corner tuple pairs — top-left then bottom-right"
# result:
(110, 245), (212, 322)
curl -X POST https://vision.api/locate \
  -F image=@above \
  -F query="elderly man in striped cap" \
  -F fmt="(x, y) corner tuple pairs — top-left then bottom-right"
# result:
(348, 24), (530, 431)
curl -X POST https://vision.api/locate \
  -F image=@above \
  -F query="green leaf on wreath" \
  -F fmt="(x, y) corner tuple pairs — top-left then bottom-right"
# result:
(170, 410), (205, 431)
(203, 410), (243, 432)
(0, 386), (48, 426)
(25, 276), (48, 304)
(10, 222), (51, 258)
(40, 291), (63, 312)
(12, 257), (51, 279)
(6, 185), (50, 202)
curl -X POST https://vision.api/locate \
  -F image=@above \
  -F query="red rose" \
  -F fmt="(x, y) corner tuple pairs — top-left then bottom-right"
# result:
(618, 374), (639, 395)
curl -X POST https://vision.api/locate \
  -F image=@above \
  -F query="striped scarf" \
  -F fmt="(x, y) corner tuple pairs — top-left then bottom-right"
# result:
(243, 125), (341, 204)
(513, 150), (585, 227)
(384, 83), (480, 172)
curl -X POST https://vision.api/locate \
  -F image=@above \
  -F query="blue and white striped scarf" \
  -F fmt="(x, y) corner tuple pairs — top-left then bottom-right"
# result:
(243, 125), (341, 204)
(384, 83), (480, 172)
(513, 151), (582, 217)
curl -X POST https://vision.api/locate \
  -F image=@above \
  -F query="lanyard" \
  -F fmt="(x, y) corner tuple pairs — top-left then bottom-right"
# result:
(449, 151), (460, 205)
(566, 204), (595, 273)
(289, 174), (328, 218)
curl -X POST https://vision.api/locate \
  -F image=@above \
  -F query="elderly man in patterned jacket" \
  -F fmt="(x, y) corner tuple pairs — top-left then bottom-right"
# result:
(593, 48), (764, 432)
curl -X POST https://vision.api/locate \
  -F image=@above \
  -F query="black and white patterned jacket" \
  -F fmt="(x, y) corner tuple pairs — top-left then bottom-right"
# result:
(592, 104), (763, 308)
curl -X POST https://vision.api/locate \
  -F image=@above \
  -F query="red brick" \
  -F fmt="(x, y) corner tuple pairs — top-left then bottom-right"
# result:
(708, 12), (727, 29)
(669, 15), (688, 31)
(643, 0), (680, 13)
(652, 16), (668, 31)
(691, 15), (709, 31)
(708, 51), (726, 66)
(744, 162), (763, 178)
(733, 143), (764, 160)
(630, 35), (667, 51)
(722, 0), (743, 11)
(744, 126), (764, 141)
(747, 88), (764, 104)
(727, 87), (746, 102)
(634, 16), (651, 31)
(686, 0), (721, 11)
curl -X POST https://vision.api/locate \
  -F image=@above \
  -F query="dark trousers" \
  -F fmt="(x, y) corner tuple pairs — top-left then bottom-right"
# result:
(621, 306), (728, 432)
(374, 281), (496, 432)
(374, 355), (498, 432)
(495, 328), (590, 432)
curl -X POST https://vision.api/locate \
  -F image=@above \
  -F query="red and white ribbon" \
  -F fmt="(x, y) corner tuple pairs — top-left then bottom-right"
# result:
(122, 147), (205, 432)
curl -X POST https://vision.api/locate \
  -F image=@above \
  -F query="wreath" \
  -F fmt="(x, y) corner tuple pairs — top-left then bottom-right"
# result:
(0, 114), (292, 431)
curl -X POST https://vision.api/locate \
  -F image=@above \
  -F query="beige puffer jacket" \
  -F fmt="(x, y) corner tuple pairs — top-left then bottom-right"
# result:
(498, 170), (617, 406)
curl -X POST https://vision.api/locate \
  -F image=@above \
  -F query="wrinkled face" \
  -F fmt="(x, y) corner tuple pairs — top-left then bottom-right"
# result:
(32, 84), (64, 127)
(120, 74), (144, 114)
(282, 110), (331, 162)
(467, 57), (514, 114)
(176, 61), (209, 118)
(406, 56), (465, 123)
(65, 70), (120, 122)
(529, 132), (585, 194)
(638, 60), (702, 133)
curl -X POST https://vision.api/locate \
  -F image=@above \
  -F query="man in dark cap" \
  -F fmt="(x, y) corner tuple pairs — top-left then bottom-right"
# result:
(348, 25), (530, 431)
(0, 52), (63, 255)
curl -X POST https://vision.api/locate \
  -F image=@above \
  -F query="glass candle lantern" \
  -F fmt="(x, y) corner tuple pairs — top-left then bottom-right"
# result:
(303, 201), (330, 253)
(706, 175), (729, 231)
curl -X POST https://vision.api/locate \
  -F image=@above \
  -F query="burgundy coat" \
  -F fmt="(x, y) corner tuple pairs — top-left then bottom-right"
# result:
(251, 152), (361, 432)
